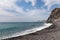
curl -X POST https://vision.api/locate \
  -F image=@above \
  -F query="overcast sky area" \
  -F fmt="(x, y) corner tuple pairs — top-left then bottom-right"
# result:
(0, 0), (60, 22)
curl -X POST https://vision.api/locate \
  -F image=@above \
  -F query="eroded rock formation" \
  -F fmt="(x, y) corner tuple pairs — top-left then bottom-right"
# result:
(47, 8), (60, 23)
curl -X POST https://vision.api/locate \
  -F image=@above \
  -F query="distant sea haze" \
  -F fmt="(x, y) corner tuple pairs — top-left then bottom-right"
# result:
(0, 22), (52, 39)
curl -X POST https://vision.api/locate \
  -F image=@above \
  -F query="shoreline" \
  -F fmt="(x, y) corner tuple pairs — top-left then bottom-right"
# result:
(4, 24), (60, 40)
(2, 23), (52, 40)
(4, 21), (60, 40)
(3, 21), (60, 40)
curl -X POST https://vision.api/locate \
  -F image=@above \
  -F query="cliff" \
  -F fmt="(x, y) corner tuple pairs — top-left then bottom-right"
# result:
(47, 8), (60, 23)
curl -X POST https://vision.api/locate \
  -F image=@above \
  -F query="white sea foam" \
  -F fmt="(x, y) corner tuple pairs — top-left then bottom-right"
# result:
(0, 23), (52, 40)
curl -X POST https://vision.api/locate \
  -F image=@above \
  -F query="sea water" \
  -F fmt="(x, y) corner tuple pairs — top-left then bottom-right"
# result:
(0, 22), (52, 39)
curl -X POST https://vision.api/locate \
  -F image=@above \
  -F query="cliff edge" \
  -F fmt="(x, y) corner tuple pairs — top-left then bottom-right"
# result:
(47, 8), (60, 23)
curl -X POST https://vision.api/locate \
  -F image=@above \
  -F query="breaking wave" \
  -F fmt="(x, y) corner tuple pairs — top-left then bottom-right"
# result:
(1, 23), (52, 40)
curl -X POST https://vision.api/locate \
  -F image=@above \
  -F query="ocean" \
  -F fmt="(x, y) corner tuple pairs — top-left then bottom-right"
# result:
(0, 22), (52, 39)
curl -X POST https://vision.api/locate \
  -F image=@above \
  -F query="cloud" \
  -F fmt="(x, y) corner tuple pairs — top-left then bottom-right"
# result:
(0, 0), (25, 16)
(0, 0), (51, 22)
(25, 0), (37, 6)
(0, 0), (16, 8)
(26, 9), (47, 16)
(23, 8), (50, 21)
(43, 0), (60, 10)
(0, 8), (15, 16)
(0, 0), (16, 16)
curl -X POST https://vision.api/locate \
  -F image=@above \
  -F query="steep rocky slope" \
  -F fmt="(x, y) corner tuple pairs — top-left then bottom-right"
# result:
(47, 8), (60, 23)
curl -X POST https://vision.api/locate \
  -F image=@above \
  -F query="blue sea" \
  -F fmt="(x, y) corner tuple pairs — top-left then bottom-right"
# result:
(0, 22), (52, 39)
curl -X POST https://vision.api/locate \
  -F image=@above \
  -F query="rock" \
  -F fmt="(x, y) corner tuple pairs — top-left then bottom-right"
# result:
(47, 8), (60, 23)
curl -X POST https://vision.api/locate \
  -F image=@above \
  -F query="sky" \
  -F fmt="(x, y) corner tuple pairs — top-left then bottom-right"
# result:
(0, 0), (60, 22)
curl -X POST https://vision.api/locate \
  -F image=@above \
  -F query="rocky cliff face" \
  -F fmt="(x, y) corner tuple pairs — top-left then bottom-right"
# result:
(47, 8), (60, 23)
